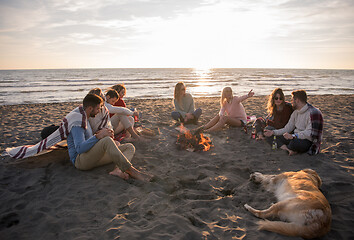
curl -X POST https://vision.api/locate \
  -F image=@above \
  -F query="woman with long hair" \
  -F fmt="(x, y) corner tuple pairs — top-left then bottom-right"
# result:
(202, 87), (254, 132)
(111, 84), (127, 108)
(108, 84), (143, 141)
(171, 82), (202, 124)
(254, 88), (293, 140)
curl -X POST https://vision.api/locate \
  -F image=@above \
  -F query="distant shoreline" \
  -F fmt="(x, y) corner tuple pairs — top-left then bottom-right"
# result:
(1, 67), (354, 71)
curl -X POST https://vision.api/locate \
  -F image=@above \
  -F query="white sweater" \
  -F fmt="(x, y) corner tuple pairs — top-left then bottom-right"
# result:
(273, 104), (312, 141)
(105, 102), (133, 116)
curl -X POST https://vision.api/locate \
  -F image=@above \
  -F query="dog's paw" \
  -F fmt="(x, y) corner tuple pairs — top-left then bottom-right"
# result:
(250, 172), (263, 182)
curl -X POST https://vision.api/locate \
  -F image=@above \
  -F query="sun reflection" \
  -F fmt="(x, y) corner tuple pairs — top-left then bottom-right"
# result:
(194, 67), (212, 79)
(191, 68), (214, 96)
(192, 84), (214, 96)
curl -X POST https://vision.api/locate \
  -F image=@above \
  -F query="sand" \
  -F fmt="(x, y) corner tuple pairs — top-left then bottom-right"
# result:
(0, 95), (353, 239)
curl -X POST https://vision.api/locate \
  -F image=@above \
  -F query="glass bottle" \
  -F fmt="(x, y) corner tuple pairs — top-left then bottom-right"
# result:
(251, 125), (256, 139)
(272, 136), (277, 149)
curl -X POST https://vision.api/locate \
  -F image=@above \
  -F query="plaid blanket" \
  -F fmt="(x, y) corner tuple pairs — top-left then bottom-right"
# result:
(88, 105), (111, 133)
(307, 103), (323, 155)
(5, 106), (88, 159)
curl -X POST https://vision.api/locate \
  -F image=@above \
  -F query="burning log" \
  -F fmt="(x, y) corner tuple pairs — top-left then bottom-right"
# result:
(176, 126), (213, 152)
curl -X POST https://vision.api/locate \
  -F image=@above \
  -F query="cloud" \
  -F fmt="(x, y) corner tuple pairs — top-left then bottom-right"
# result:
(0, 5), (49, 32)
(0, 0), (353, 69)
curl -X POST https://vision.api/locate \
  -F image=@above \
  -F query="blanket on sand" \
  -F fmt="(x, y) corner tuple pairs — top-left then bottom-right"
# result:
(5, 106), (88, 159)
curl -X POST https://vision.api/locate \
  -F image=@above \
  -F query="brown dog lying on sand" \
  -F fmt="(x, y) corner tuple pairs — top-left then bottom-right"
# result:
(244, 169), (331, 239)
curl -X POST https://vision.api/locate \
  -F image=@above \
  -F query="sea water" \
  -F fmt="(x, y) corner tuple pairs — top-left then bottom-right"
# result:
(0, 68), (353, 105)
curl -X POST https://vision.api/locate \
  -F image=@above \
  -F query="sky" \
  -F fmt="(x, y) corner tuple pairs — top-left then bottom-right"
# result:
(0, 0), (353, 70)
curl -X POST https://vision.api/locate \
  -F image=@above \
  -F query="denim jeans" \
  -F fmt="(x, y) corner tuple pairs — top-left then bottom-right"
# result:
(171, 108), (202, 122)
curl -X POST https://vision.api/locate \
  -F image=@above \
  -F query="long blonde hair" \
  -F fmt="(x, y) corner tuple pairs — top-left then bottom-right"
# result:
(174, 82), (185, 106)
(220, 87), (233, 107)
(267, 88), (285, 115)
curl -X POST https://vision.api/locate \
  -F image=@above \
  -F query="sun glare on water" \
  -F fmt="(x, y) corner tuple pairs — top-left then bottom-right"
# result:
(190, 68), (216, 96)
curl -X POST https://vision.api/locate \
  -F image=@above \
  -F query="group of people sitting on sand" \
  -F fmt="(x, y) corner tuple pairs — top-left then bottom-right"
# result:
(6, 81), (323, 182)
(171, 82), (323, 157)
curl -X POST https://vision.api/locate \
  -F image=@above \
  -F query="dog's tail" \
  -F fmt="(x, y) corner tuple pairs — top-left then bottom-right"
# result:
(257, 220), (326, 239)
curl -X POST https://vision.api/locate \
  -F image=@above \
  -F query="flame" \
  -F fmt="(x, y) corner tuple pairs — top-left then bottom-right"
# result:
(199, 134), (212, 151)
(176, 125), (213, 152)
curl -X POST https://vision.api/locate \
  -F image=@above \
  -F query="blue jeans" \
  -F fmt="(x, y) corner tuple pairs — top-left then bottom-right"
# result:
(171, 108), (202, 123)
(275, 135), (312, 153)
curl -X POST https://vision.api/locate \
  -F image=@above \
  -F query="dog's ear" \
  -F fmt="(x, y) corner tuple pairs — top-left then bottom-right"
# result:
(303, 169), (322, 188)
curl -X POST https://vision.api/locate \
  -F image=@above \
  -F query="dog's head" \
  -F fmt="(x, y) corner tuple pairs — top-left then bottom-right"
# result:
(302, 169), (322, 188)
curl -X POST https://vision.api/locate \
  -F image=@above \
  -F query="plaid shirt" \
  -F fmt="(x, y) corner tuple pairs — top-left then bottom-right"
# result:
(307, 103), (323, 155)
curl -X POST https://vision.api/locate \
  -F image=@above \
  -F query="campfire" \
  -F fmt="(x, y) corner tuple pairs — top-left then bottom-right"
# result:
(176, 125), (213, 152)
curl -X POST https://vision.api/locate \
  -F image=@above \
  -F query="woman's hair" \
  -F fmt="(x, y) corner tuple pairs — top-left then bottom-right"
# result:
(88, 88), (104, 100)
(267, 88), (285, 115)
(220, 87), (232, 107)
(105, 89), (118, 99)
(174, 82), (185, 105)
(111, 84), (126, 97)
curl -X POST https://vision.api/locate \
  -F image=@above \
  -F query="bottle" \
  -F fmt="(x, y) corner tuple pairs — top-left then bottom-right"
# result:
(131, 108), (138, 122)
(251, 125), (256, 139)
(272, 136), (277, 149)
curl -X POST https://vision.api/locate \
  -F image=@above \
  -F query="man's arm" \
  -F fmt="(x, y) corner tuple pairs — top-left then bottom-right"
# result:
(71, 126), (99, 154)
(272, 111), (296, 136)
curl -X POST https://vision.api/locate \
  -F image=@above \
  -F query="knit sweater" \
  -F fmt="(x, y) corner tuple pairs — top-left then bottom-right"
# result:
(273, 104), (313, 141)
(173, 93), (195, 118)
(219, 95), (248, 121)
(267, 102), (293, 129)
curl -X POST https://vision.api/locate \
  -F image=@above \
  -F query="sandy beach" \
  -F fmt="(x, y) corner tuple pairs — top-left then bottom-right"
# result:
(0, 94), (353, 239)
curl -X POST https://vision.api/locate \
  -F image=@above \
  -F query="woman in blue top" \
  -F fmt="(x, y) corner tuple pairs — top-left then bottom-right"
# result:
(171, 82), (202, 124)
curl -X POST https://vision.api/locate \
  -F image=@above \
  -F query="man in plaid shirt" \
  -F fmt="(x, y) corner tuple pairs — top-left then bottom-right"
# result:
(264, 90), (323, 156)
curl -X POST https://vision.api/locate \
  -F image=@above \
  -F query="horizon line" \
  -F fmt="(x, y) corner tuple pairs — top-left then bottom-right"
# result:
(0, 67), (353, 71)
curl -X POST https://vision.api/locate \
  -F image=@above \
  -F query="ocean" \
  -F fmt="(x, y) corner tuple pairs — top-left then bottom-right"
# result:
(0, 68), (353, 105)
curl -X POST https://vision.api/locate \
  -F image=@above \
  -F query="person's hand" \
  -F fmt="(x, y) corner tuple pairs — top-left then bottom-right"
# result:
(248, 89), (255, 98)
(95, 128), (114, 139)
(184, 113), (194, 122)
(283, 132), (293, 140)
(264, 129), (274, 137)
(133, 111), (139, 117)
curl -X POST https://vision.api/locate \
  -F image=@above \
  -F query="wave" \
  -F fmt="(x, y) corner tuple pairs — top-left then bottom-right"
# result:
(0, 68), (353, 105)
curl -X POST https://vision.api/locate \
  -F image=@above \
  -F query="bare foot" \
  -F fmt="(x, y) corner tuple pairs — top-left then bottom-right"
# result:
(280, 145), (297, 156)
(280, 145), (288, 151)
(256, 135), (265, 141)
(109, 168), (129, 180)
(125, 167), (152, 182)
(288, 150), (297, 156)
